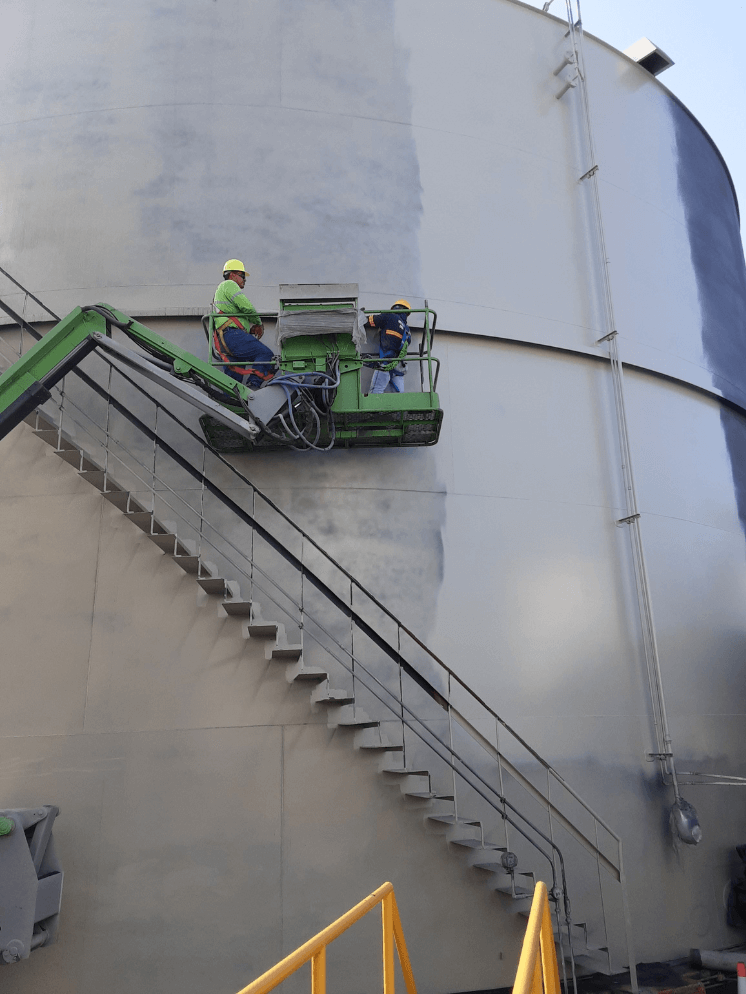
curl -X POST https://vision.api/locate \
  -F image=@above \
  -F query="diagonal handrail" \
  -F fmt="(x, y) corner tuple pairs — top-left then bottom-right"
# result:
(0, 276), (637, 985)
(234, 882), (417, 994)
(0, 288), (624, 852)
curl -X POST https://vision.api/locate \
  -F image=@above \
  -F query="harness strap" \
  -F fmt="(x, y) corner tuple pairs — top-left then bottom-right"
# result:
(212, 328), (274, 382)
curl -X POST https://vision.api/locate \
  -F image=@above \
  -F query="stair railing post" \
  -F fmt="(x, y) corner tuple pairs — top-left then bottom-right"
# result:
(103, 365), (113, 490)
(311, 947), (326, 994)
(19, 292), (28, 357)
(56, 375), (66, 452)
(546, 770), (571, 994)
(448, 672), (458, 820)
(397, 623), (406, 768)
(350, 579), (356, 718)
(198, 442), (207, 564)
(495, 718), (510, 854)
(249, 488), (256, 604)
(150, 404), (159, 521)
(617, 841), (638, 993)
(300, 535), (305, 632)
(382, 890), (395, 994)
(593, 819), (612, 977)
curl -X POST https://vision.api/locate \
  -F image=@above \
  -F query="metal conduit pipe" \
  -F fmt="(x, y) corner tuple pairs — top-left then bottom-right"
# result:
(561, 1), (700, 859)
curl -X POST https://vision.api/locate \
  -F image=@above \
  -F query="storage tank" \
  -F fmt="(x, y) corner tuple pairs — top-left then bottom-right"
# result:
(2, 0), (746, 990)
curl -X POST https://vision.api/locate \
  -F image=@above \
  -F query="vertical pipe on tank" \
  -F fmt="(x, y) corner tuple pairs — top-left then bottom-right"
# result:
(563, 0), (680, 797)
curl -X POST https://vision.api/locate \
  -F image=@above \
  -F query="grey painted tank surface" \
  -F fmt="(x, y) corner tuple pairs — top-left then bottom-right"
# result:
(2, 0), (746, 980)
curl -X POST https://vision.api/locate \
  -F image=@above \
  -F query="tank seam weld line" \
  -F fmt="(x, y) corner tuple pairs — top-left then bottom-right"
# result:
(0, 101), (572, 165)
(0, 722), (342, 746)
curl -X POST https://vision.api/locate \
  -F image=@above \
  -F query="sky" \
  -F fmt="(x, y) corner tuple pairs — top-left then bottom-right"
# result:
(522, 0), (746, 248)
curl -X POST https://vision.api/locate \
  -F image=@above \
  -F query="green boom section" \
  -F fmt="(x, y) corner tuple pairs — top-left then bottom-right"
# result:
(0, 304), (252, 441)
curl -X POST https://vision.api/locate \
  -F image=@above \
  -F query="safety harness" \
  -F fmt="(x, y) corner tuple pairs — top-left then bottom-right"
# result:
(367, 315), (410, 372)
(212, 308), (274, 384)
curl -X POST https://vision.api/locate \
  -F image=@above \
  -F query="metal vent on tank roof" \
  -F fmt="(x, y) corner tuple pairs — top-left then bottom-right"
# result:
(623, 37), (675, 76)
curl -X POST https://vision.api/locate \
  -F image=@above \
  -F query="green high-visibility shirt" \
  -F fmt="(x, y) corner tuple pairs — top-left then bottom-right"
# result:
(213, 279), (262, 333)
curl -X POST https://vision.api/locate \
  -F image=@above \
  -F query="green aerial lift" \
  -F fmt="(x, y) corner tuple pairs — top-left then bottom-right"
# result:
(0, 285), (442, 451)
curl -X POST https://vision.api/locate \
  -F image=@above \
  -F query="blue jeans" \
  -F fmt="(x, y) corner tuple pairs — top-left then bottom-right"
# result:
(370, 368), (404, 393)
(221, 327), (275, 390)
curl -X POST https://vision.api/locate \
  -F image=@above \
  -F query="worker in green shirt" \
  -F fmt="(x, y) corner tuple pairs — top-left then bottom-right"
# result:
(212, 259), (275, 389)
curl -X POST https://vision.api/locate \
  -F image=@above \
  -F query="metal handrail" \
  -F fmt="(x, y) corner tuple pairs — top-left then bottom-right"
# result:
(0, 275), (635, 983)
(234, 882), (416, 994)
(513, 882), (561, 994)
(34, 357), (573, 915)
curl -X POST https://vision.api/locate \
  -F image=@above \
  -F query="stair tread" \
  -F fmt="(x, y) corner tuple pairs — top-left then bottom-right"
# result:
(292, 669), (328, 682)
(404, 792), (455, 800)
(148, 533), (178, 552)
(315, 694), (355, 705)
(427, 815), (479, 826)
(222, 600), (253, 616)
(247, 623), (279, 636)
(336, 719), (379, 729)
(78, 469), (109, 490)
(270, 646), (303, 659)
(172, 555), (211, 575)
(494, 883), (532, 897)
(197, 577), (228, 595)
(358, 743), (403, 752)
(382, 768), (430, 776)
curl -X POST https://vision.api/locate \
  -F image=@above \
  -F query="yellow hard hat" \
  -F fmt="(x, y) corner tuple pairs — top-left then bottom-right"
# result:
(392, 299), (411, 310)
(223, 259), (248, 276)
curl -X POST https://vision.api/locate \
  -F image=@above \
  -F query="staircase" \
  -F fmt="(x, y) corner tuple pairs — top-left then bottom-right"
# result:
(0, 297), (637, 992)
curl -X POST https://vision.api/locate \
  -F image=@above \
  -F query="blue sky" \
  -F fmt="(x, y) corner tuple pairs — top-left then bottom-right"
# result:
(523, 0), (746, 248)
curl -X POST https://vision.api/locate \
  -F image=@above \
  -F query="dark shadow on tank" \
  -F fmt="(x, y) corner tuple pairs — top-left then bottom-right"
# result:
(672, 104), (746, 535)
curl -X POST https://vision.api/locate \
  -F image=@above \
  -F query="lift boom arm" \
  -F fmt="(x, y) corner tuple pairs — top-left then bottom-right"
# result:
(0, 304), (256, 442)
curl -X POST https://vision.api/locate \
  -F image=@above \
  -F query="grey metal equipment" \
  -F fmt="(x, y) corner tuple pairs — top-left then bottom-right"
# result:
(0, 806), (63, 964)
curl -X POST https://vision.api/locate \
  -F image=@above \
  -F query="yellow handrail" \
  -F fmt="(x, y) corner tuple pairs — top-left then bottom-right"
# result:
(512, 882), (561, 994)
(235, 882), (418, 994)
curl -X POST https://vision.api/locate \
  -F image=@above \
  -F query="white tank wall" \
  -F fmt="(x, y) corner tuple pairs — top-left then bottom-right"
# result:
(2, 0), (746, 978)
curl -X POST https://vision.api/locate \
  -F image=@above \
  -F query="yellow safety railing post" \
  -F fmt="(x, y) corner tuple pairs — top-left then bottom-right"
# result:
(311, 947), (326, 994)
(234, 882), (417, 994)
(512, 882), (561, 994)
(540, 891), (561, 994)
(391, 894), (418, 994)
(382, 891), (395, 994)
